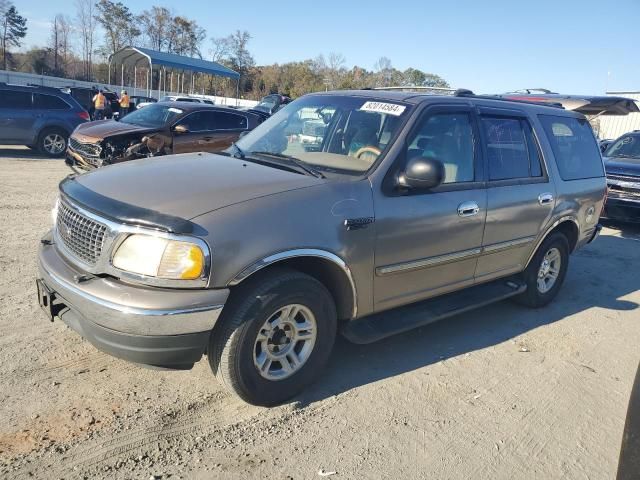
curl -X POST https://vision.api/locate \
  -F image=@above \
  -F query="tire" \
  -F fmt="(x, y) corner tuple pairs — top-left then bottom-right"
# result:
(37, 128), (68, 157)
(516, 232), (570, 308)
(209, 268), (337, 406)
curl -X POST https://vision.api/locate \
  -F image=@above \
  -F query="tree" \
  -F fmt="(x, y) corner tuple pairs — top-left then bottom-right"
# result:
(0, 1), (27, 70)
(95, 0), (141, 57)
(76, 0), (96, 80)
(49, 14), (72, 76)
(167, 16), (205, 57)
(422, 73), (449, 88)
(210, 36), (231, 63)
(373, 56), (393, 87)
(139, 6), (172, 52)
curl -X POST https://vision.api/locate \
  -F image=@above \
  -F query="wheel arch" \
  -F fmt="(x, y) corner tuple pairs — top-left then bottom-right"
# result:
(524, 217), (579, 269)
(228, 249), (358, 320)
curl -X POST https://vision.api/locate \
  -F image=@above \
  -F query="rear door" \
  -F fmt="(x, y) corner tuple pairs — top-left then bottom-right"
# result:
(475, 108), (555, 282)
(0, 90), (35, 143)
(200, 111), (249, 151)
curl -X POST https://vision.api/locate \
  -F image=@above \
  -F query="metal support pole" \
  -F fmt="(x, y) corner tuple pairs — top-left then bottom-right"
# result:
(170, 71), (173, 94)
(150, 63), (153, 97)
(134, 65), (137, 96)
(120, 64), (124, 89)
(236, 77), (240, 107)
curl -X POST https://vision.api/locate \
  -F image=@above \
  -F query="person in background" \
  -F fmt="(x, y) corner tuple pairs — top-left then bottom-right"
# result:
(119, 90), (130, 119)
(92, 89), (106, 120)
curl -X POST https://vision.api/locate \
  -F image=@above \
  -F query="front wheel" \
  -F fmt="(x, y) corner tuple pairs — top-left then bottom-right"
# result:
(516, 232), (569, 308)
(208, 269), (337, 406)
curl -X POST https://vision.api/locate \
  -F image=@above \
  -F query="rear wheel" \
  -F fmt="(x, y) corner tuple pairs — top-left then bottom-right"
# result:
(208, 269), (337, 406)
(37, 128), (68, 157)
(516, 232), (569, 308)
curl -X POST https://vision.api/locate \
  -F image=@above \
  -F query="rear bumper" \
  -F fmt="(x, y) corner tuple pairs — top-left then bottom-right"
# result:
(602, 196), (640, 223)
(38, 234), (229, 368)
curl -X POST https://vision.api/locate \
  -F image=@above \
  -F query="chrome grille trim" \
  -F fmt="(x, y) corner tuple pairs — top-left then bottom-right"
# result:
(56, 201), (107, 266)
(69, 137), (102, 158)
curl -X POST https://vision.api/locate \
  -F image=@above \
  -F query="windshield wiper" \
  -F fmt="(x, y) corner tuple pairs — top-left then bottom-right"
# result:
(249, 151), (325, 178)
(229, 142), (245, 159)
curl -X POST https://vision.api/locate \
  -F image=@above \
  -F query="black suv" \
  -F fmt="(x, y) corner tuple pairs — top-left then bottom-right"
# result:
(602, 131), (640, 222)
(0, 83), (89, 156)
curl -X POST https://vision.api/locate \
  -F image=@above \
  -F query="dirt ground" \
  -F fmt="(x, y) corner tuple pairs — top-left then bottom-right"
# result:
(1, 146), (639, 480)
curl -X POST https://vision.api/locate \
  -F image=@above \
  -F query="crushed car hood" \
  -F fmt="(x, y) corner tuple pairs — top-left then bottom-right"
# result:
(603, 156), (640, 177)
(62, 153), (324, 230)
(72, 120), (157, 142)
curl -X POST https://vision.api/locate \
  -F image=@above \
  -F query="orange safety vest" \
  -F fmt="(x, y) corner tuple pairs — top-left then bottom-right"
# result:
(119, 94), (130, 108)
(93, 93), (106, 109)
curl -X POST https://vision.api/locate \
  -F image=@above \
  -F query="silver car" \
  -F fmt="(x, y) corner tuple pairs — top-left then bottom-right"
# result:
(37, 90), (606, 405)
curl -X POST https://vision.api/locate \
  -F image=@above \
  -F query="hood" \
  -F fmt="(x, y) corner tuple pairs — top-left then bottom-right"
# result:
(603, 156), (640, 177)
(72, 120), (157, 142)
(65, 153), (324, 226)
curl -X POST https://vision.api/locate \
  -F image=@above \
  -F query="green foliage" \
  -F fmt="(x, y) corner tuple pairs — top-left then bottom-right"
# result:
(0, 1), (27, 70)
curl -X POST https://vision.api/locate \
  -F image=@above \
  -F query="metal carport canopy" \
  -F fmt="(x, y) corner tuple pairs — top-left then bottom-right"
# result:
(109, 46), (240, 79)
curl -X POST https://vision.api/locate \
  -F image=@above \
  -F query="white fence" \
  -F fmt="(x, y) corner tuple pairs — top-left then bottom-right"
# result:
(0, 70), (258, 108)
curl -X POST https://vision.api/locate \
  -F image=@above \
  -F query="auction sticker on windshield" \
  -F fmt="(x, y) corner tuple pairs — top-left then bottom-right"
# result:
(360, 101), (406, 116)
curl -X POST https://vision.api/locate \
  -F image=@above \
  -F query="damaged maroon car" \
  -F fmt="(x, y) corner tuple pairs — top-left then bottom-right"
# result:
(66, 102), (263, 171)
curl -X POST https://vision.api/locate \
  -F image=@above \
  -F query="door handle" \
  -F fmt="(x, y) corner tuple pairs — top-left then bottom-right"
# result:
(458, 201), (480, 217)
(538, 193), (554, 205)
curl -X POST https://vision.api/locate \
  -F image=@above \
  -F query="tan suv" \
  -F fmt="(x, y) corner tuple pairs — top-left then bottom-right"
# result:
(38, 90), (605, 405)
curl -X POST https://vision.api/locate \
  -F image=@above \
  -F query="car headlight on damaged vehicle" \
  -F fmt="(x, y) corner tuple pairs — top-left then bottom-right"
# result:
(112, 234), (206, 280)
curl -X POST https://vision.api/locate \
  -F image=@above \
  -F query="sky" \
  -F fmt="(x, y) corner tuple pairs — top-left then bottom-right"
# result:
(17, 0), (640, 95)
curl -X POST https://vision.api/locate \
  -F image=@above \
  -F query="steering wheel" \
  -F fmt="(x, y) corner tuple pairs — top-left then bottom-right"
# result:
(353, 146), (382, 161)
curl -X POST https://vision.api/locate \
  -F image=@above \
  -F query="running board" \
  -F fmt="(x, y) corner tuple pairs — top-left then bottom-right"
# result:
(341, 279), (527, 344)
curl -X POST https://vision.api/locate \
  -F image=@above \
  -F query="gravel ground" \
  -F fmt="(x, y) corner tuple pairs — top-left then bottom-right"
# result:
(1, 146), (639, 480)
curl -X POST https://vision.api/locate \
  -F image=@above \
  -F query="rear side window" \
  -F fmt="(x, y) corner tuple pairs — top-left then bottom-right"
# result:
(210, 112), (248, 130)
(34, 94), (70, 110)
(0, 90), (32, 109)
(539, 115), (603, 180)
(481, 116), (543, 180)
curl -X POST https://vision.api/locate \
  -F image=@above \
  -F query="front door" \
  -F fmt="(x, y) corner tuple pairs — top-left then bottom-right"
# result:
(474, 110), (555, 282)
(172, 110), (247, 154)
(373, 106), (487, 311)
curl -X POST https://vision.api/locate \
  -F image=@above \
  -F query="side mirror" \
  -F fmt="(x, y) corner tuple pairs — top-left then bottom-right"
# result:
(396, 156), (445, 190)
(173, 124), (189, 134)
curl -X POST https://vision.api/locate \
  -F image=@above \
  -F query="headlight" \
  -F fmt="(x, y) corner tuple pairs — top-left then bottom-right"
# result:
(112, 234), (206, 280)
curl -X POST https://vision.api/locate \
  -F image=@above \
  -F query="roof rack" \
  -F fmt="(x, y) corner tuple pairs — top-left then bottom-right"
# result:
(452, 88), (565, 109)
(373, 86), (456, 93)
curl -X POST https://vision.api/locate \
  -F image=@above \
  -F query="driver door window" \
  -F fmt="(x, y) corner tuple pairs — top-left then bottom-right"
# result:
(406, 113), (475, 183)
(176, 112), (209, 132)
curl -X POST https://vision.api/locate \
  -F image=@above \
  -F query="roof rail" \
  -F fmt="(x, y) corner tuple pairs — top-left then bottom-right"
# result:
(373, 86), (456, 93)
(451, 88), (564, 109)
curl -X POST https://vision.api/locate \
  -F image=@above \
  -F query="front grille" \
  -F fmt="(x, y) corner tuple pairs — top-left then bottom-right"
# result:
(607, 174), (640, 198)
(56, 201), (107, 266)
(608, 173), (640, 181)
(69, 137), (102, 158)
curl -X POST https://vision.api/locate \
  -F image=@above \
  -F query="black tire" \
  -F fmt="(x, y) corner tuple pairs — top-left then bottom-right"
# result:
(208, 268), (337, 406)
(37, 128), (68, 157)
(516, 232), (570, 308)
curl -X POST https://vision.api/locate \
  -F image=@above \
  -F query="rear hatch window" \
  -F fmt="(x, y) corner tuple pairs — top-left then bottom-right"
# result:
(538, 115), (603, 180)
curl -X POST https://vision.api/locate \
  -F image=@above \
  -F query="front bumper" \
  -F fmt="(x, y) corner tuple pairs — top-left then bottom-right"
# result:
(602, 195), (640, 223)
(38, 236), (229, 368)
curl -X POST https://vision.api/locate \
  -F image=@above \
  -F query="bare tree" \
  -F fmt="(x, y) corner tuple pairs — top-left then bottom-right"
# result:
(49, 14), (72, 76)
(210, 36), (231, 63)
(139, 6), (172, 51)
(75, 0), (95, 80)
(374, 56), (393, 87)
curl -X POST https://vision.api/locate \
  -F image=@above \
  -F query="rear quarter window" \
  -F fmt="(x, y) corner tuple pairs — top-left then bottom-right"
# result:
(539, 115), (603, 180)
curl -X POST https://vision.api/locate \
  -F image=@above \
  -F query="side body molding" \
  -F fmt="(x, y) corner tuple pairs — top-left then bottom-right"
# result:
(227, 249), (359, 318)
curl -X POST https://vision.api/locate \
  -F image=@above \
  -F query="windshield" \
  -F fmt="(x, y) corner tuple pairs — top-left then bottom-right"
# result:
(605, 135), (640, 159)
(235, 95), (410, 174)
(120, 104), (184, 128)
